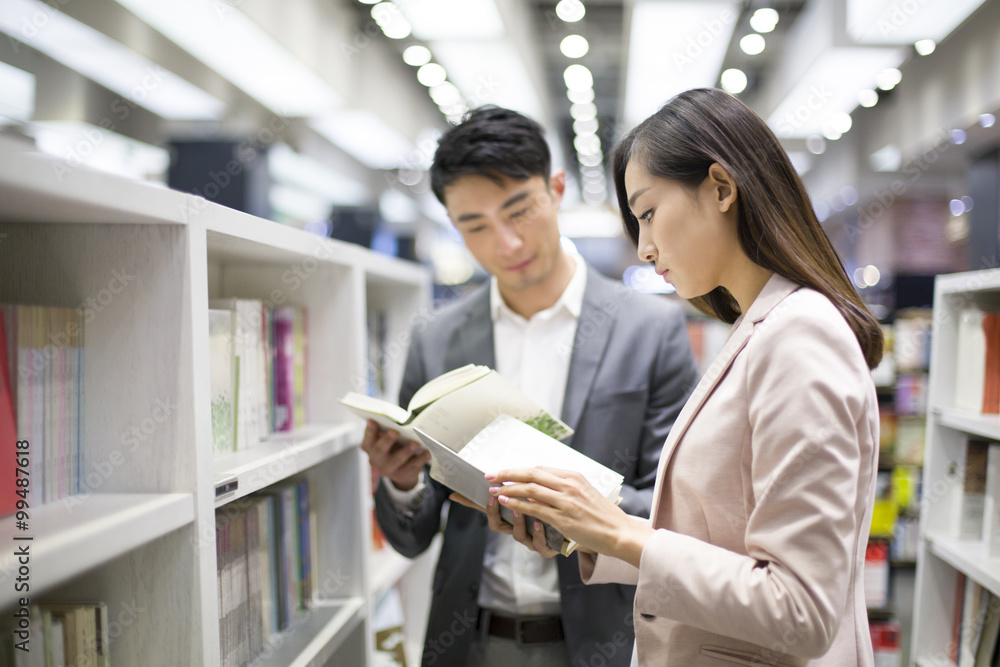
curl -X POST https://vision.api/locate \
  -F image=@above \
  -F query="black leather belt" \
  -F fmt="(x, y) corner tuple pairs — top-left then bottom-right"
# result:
(478, 609), (565, 644)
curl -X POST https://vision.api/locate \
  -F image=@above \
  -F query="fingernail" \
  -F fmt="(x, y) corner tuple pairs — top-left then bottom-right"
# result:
(484, 473), (496, 480)
(534, 521), (541, 530)
(513, 510), (519, 518)
(488, 496), (495, 506)
(488, 486), (499, 495)
(498, 494), (509, 504)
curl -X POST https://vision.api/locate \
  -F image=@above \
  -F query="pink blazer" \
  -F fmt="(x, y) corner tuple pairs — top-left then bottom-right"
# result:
(581, 274), (878, 666)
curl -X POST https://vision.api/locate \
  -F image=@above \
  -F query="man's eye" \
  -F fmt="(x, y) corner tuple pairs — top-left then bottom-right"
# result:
(510, 208), (530, 219)
(468, 226), (486, 233)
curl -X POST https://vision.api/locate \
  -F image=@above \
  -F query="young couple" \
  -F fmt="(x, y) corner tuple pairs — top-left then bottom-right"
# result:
(363, 89), (881, 667)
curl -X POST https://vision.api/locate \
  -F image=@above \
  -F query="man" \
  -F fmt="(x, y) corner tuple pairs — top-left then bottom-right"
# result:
(362, 106), (698, 667)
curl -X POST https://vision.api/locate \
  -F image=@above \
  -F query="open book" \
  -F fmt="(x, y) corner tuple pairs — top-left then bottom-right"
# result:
(339, 364), (573, 446)
(339, 365), (623, 556)
(415, 416), (623, 556)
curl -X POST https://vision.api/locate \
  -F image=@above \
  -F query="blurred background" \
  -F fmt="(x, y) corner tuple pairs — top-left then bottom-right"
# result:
(1, 0), (996, 313)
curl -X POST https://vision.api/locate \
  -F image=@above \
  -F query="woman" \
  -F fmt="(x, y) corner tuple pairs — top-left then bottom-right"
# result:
(482, 89), (882, 666)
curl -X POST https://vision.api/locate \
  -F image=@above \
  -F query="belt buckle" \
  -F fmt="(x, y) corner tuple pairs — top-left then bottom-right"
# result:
(513, 617), (530, 646)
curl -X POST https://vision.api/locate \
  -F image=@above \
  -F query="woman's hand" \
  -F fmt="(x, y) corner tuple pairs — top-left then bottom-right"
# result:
(449, 491), (560, 557)
(486, 467), (653, 566)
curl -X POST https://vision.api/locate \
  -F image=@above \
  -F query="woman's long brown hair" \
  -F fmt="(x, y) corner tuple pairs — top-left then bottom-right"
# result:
(613, 88), (883, 369)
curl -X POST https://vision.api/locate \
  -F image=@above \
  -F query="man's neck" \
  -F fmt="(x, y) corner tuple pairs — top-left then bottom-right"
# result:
(498, 251), (576, 320)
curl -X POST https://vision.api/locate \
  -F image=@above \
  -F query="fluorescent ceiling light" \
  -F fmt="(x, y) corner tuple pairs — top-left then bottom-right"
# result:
(31, 121), (169, 182)
(766, 47), (905, 138)
(847, 0), (987, 43)
(0, 61), (34, 122)
(915, 39), (936, 55)
(564, 64), (593, 90)
(115, 0), (340, 116)
(372, 2), (412, 39)
(395, 0), (503, 40)
(0, 0), (224, 120)
(567, 88), (594, 104)
(379, 189), (419, 224)
(403, 45), (432, 66)
(858, 89), (879, 107)
(625, 2), (738, 127)
(432, 40), (545, 121)
(720, 68), (747, 94)
(417, 63), (447, 87)
(740, 34), (766, 55)
(785, 151), (812, 175)
(556, 0), (586, 23)
(270, 185), (333, 225)
(311, 111), (414, 170)
(268, 143), (368, 207)
(560, 35), (589, 59)
(750, 8), (779, 33)
(869, 144), (902, 172)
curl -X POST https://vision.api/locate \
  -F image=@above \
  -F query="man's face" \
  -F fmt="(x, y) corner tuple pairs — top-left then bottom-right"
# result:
(443, 172), (565, 294)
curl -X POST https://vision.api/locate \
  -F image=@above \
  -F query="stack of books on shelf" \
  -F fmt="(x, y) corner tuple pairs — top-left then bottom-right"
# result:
(870, 619), (902, 666)
(215, 478), (317, 667)
(2, 602), (109, 666)
(0, 305), (85, 516)
(366, 308), (388, 400)
(208, 301), (308, 456)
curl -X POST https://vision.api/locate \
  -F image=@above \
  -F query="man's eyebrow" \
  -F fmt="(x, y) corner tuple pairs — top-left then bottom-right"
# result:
(629, 187), (651, 208)
(455, 212), (484, 223)
(454, 190), (532, 223)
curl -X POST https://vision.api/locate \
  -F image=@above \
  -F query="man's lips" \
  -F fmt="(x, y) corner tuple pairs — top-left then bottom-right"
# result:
(507, 257), (533, 271)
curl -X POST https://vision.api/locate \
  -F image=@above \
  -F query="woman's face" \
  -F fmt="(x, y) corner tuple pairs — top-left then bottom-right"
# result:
(623, 159), (741, 300)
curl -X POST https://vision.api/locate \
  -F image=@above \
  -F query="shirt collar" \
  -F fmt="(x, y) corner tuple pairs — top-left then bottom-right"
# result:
(490, 251), (587, 322)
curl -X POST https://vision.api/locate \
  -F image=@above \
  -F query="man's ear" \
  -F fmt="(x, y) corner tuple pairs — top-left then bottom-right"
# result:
(707, 163), (737, 213)
(549, 169), (567, 201)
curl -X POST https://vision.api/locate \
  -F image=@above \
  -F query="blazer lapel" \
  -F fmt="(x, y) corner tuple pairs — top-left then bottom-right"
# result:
(561, 268), (615, 433)
(651, 275), (804, 513)
(444, 286), (496, 371)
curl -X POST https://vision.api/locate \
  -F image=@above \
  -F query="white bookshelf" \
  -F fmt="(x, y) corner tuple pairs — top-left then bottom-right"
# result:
(912, 269), (1000, 665)
(0, 137), (433, 666)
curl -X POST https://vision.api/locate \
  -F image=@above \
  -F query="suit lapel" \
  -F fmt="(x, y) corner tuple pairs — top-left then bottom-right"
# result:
(561, 269), (615, 434)
(444, 286), (495, 372)
(650, 275), (804, 518)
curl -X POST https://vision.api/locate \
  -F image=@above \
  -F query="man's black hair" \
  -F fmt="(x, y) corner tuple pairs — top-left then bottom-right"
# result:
(429, 105), (552, 204)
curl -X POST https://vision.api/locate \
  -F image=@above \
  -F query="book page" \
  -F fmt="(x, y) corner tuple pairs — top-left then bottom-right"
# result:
(407, 363), (490, 413)
(412, 372), (573, 452)
(340, 392), (410, 425)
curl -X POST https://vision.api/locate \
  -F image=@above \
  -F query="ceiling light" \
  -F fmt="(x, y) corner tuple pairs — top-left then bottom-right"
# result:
(625, 2), (738, 126)
(858, 89), (879, 107)
(863, 265), (881, 287)
(950, 129), (967, 144)
(573, 117), (599, 135)
(564, 64), (594, 91)
(842, 186), (859, 205)
(914, 39), (936, 55)
(949, 199), (965, 216)
(32, 121), (169, 181)
(980, 113), (997, 128)
(574, 133), (601, 154)
(114, 0), (337, 116)
(869, 144), (901, 171)
(403, 45), (432, 66)
(417, 63), (447, 87)
(310, 111), (414, 170)
(830, 111), (853, 134)
(806, 135), (827, 155)
(567, 88), (595, 104)
(570, 102), (597, 121)
(720, 69), (747, 94)
(379, 188), (419, 224)
(876, 68), (902, 90)
(786, 151), (812, 175)
(430, 82), (462, 106)
(359, 0), (380, 4)
(749, 8), (779, 33)
(560, 35), (590, 59)
(961, 196), (974, 211)
(0, 61), (34, 122)
(578, 152), (603, 166)
(372, 3), (412, 39)
(3, 0), (225, 120)
(822, 127), (842, 141)
(740, 34), (766, 55)
(396, 0), (504, 40)
(556, 0), (586, 23)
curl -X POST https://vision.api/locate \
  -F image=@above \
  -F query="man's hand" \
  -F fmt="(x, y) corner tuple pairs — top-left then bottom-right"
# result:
(360, 419), (431, 491)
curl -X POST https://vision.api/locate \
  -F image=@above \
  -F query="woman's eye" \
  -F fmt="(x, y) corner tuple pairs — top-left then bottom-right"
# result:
(639, 209), (653, 222)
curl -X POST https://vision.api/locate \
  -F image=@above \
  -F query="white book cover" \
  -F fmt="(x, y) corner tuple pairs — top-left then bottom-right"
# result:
(984, 444), (1000, 558)
(208, 310), (235, 456)
(953, 440), (990, 541)
(956, 308), (986, 413)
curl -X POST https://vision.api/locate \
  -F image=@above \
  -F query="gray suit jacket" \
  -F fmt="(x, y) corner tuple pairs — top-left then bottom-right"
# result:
(374, 266), (698, 667)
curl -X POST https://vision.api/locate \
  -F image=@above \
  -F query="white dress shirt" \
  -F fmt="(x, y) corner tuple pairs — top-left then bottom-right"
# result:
(384, 251), (587, 617)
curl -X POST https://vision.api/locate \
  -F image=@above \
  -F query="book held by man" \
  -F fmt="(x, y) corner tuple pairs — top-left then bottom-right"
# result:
(339, 364), (624, 556)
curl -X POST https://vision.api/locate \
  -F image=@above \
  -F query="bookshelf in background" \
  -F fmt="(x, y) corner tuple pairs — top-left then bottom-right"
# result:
(912, 270), (1000, 667)
(868, 309), (931, 667)
(0, 138), (432, 666)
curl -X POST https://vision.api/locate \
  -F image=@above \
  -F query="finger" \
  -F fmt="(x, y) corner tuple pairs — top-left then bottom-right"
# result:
(485, 495), (513, 535)
(531, 520), (559, 558)
(395, 449), (431, 477)
(487, 467), (571, 490)
(510, 508), (533, 549)
(381, 440), (423, 475)
(365, 427), (401, 467)
(489, 481), (562, 509)
(449, 493), (484, 513)
(495, 493), (557, 526)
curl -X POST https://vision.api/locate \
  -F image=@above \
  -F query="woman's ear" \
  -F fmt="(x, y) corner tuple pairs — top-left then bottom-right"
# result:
(707, 163), (737, 213)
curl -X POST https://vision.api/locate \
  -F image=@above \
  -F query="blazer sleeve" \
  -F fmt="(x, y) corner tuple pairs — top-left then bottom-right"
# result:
(578, 515), (650, 586)
(631, 310), (873, 659)
(372, 325), (448, 558)
(618, 304), (699, 517)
